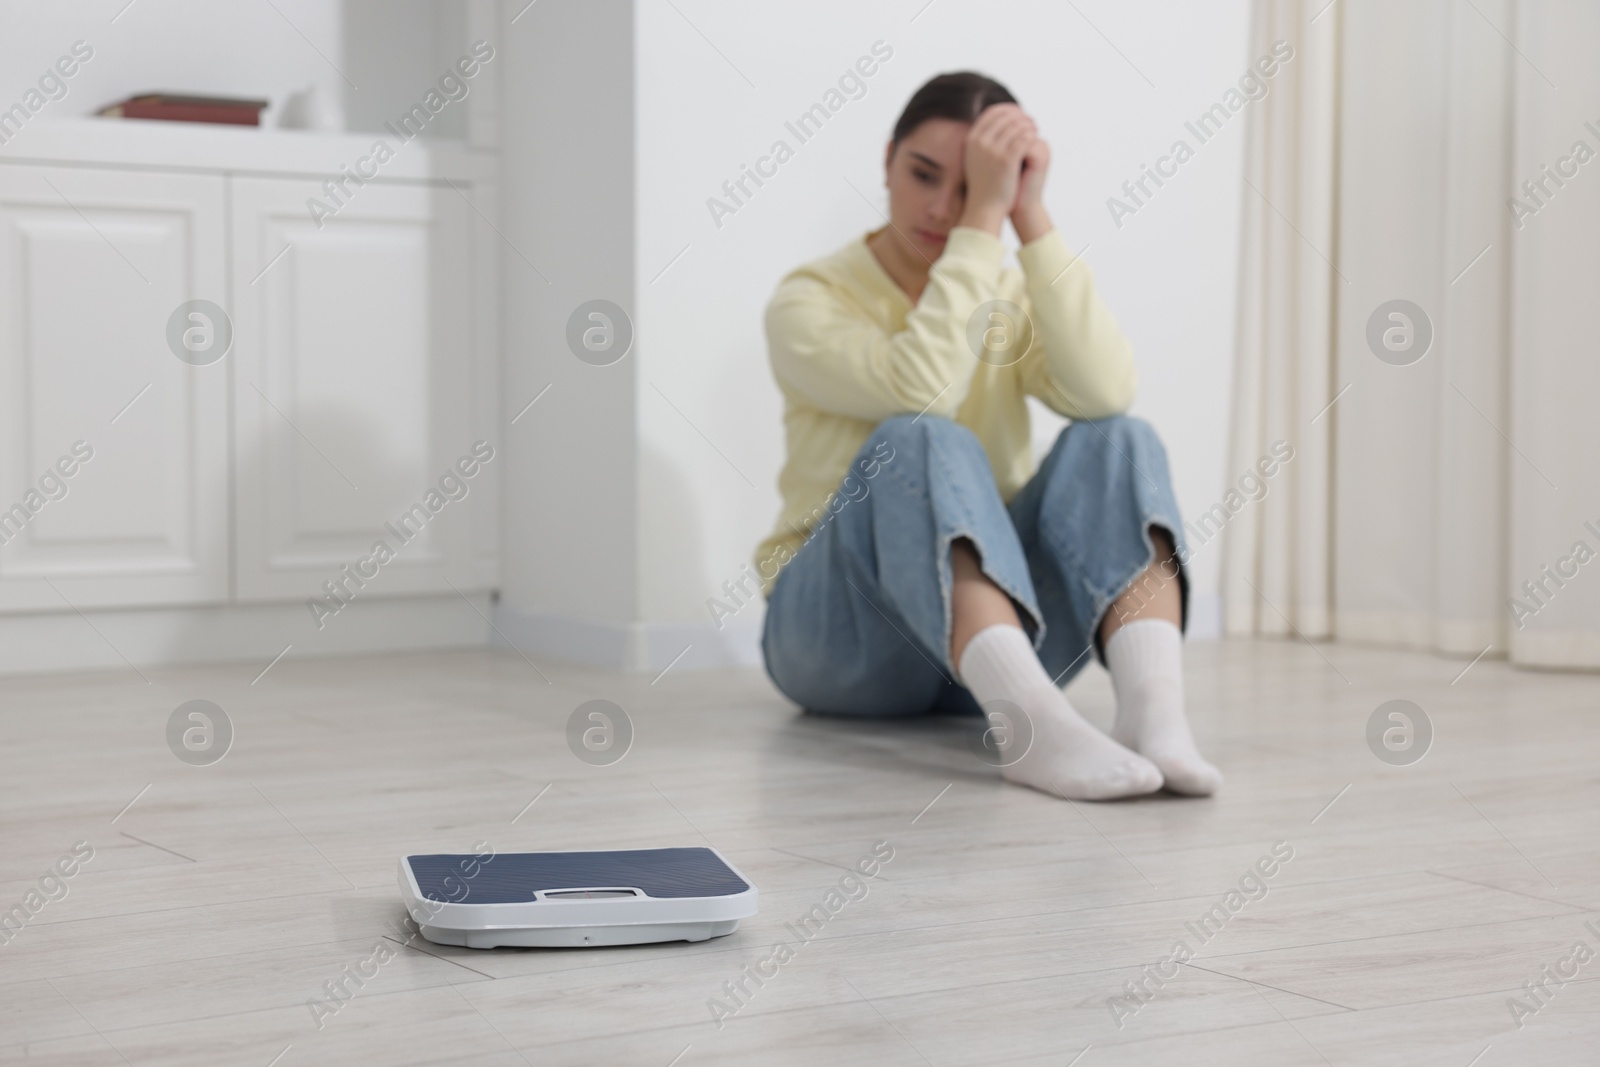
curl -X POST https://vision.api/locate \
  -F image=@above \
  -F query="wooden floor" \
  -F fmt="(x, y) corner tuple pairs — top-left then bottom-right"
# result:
(3, 637), (1598, 1066)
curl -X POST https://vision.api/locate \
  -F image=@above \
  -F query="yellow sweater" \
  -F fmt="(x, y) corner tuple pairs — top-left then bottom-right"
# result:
(755, 224), (1138, 595)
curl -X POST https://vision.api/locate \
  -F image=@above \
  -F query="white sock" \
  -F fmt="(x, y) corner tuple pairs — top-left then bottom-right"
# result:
(958, 624), (1163, 801)
(1106, 619), (1222, 796)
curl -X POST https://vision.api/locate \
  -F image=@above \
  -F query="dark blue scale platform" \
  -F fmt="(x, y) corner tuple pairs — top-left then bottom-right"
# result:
(407, 847), (750, 903)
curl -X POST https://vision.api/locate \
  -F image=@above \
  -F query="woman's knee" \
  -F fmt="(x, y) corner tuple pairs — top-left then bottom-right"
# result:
(1079, 414), (1165, 455)
(1056, 414), (1173, 478)
(870, 412), (984, 459)
(865, 415), (988, 490)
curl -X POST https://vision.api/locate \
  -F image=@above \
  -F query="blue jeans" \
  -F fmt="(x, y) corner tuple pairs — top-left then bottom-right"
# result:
(761, 414), (1188, 718)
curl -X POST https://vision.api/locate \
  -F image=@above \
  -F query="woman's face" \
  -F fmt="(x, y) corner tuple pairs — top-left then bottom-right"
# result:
(883, 117), (971, 261)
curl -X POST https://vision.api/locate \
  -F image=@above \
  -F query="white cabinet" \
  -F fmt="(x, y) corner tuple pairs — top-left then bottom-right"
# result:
(0, 164), (229, 610)
(230, 176), (476, 601)
(0, 119), (498, 621)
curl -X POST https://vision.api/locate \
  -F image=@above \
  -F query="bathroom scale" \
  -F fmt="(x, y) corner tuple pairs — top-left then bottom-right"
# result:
(396, 846), (758, 948)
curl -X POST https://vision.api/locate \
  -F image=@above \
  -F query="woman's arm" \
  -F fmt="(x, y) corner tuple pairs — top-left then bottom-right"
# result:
(1017, 230), (1139, 419)
(765, 228), (1004, 422)
(1009, 133), (1138, 418)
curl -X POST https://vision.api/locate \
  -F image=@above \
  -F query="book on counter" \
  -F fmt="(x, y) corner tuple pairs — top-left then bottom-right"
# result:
(97, 93), (269, 126)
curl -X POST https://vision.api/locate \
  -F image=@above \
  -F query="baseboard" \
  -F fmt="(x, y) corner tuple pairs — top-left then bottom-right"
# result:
(13, 592), (1581, 678)
(0, 592), (493, 678)
(491, 601), (764, 673)
(1510, 629), (1600, 671)
(639, 616), (766, 672)
(1335, 610), (1502, 656)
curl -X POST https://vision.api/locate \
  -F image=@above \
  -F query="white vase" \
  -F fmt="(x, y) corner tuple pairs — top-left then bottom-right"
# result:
(279, 84), (344, 132)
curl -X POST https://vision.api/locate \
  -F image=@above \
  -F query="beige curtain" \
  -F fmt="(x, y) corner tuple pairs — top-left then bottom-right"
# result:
(1222, 0), (1339, 640)
(1225, 0), (1600, 670)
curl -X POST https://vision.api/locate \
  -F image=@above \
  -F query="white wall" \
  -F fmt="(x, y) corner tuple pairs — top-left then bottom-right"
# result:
(0, 0), (470, 138)
(495, 0), (640, 662)
(634, 0), (1251, 658)
(0, 0), (342, 129)
(341, 0), (478, 140)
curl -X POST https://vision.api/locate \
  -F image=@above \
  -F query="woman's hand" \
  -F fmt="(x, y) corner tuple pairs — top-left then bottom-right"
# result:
(958, 104), (1036, 237)
(1011, 134), (1053, 244)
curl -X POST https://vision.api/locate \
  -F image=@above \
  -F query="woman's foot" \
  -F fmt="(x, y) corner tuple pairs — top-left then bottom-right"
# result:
(960, 624), (1164, 801)
(1106, 619), (1222, 796)
(997, 684), (1165, 800)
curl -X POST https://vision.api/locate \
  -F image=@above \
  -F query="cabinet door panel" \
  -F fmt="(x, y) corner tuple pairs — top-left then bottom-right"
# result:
(0, 165), (228, 610)
(231, 177), (474, 603)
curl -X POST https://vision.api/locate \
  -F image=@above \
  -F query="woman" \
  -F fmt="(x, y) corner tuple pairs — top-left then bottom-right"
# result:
(755, 72), (1221, 801)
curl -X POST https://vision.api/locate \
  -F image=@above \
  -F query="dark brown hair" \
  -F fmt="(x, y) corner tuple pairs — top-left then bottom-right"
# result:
(890, 71), (1018, 149)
